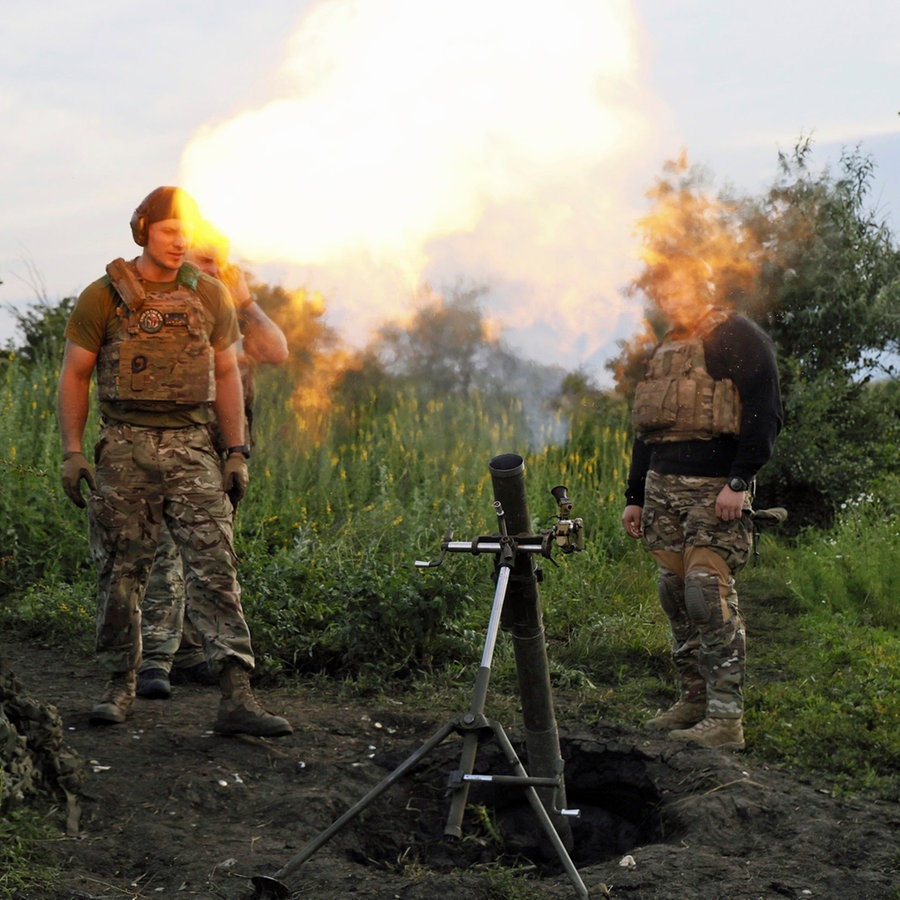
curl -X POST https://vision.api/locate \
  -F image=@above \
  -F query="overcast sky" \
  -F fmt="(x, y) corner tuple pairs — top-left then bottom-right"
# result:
(2, 0), (898, 382)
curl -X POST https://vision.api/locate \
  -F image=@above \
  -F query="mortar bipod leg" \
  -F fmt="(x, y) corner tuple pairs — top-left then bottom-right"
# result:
(490, 720), (589, 900)
(444, 563), (511, 837)
(252, 719), (459, 898)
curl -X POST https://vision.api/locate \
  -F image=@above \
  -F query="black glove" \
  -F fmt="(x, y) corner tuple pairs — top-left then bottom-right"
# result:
(61, 451), (96, 508)
(223, 454), (249, 508)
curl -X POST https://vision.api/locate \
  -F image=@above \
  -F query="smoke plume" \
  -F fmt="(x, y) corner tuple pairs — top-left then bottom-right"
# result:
(180, 0), (666, 380)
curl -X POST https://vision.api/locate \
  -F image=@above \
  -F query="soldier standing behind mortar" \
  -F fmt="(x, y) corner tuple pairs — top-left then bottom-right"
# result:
(136, 220), (288, 700)
(621, 254), (782, 750)
(57, 186), (292, 737)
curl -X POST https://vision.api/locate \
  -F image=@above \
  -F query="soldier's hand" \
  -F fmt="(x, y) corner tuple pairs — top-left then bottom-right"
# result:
(716, 485), (745, 522)
(622, 504), (644, 539)
(223, 453), (249, 508)
(222, 263), (252, 309)
(61, 451), (96, 508)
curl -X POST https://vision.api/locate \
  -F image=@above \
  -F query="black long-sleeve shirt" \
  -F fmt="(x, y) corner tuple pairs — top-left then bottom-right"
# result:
(625, 313), (783, 506)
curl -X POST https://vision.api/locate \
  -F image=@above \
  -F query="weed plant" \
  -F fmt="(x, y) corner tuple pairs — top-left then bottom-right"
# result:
(0, 808), (60, 897)
(0, 350), (897, 805)
(775, 491), (899, 629)
(0, 352), (97, 595)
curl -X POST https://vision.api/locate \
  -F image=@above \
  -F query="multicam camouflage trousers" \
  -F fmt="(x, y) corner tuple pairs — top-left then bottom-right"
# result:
(138, 523), (206, 674)
(86, 421), (255, 676)
(140, 408), (254, 675)
(641, 471), (751, 719)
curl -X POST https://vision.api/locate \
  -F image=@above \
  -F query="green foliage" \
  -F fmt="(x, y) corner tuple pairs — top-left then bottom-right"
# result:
(750, 140), (899, 379)
(0, 581), (95, 652)
(760, 492), (899, 629)
(0, 351), (97, 596)
(738, 490), (900, 799)
(372, 284), (497, 395)
(238, 537), (481, 680)
(0, 808), (60, 897)
(3, 297), (75, 364)
(358, 287), (572, 446)
(749, 613), (900, 800)
(765, 365), (900, 523)
(746, 140), (900, 522)
(481, 865), (549, 898)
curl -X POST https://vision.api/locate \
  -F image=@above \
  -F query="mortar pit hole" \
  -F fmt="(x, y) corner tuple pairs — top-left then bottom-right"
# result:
(339, 735), (666, 877)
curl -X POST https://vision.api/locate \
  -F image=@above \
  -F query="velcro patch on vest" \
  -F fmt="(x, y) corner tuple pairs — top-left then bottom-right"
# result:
(139, 309), (164, 333)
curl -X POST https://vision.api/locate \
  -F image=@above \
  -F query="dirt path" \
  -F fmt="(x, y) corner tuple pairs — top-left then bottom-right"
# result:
(2, 640), (898, 900)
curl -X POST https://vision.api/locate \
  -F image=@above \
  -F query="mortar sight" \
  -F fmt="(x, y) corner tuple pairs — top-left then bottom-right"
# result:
(551, 485), (574, 518)
(549, 484), (584, 555)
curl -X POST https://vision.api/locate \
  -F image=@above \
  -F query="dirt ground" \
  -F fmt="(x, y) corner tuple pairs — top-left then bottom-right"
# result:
(2, 639), (898, 900)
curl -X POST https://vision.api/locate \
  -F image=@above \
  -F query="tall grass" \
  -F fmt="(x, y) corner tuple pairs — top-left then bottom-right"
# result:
(1, 350), (898, 801)
(770, 492), (899, 629)
(0, 352), (97, 597)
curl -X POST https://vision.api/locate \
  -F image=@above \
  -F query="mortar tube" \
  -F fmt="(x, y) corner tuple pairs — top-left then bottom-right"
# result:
(488, 453), (573, 849)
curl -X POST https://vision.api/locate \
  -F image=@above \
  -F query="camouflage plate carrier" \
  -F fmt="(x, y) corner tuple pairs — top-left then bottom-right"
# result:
(97, 258), (216, 407)
(632, 308), (741, 443)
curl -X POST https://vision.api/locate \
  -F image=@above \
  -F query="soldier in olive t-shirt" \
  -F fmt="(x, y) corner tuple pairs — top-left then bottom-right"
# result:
(57, 185), (291, 738)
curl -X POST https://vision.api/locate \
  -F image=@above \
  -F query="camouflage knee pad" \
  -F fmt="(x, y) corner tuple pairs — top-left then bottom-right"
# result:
(684, 570), (720, 627)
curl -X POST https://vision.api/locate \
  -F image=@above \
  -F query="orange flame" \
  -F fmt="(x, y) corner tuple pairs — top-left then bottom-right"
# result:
(264, 286), (365, 444)
(633, 152), (762, 328)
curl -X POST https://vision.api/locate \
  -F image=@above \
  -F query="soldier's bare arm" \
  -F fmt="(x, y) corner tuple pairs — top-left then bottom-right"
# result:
(239, 303), (288, 364)
(225, 265), (288, 365)
(57, 340), (98, 454)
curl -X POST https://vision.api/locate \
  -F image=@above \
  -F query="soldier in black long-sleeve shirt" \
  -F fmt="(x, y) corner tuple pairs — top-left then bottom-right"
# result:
(622, 264), (783, 750)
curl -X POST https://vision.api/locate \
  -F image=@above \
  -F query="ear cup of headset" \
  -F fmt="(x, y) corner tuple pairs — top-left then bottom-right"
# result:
(130, 187), (197, 247)
(130, 209), (148, 246)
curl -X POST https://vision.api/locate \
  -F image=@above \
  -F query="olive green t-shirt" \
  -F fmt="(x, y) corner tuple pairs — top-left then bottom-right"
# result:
(65, 259), (240, 428)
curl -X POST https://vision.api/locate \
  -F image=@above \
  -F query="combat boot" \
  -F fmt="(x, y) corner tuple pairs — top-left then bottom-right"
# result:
(89, 671), (136, 725)
(213, 663), (293, 737)
(669, 716), (745, 750)
(136, 667), (171, 699)
(644, 698), (706, 731)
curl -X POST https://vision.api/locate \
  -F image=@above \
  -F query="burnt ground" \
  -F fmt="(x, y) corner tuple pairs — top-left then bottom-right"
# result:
(2, 639), (898, 900)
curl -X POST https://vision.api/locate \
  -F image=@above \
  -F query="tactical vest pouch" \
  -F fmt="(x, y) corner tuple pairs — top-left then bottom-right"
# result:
(632, 378), (678, 434)
(712, 378), (741, 435)
(106, 258), (145, 313)
(634, 375), (741, 442)
(116, 339), (215, 403)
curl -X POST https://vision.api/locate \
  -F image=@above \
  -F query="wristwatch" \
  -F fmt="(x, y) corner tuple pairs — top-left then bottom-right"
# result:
(728, 476), (749, 492)
(226, 444), (251, 459)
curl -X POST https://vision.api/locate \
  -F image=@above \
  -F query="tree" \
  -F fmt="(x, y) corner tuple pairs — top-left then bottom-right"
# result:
(355, 284), (575, 447)
(368, 284), (504, 398)
(364, 283), (564, 406)
(247, 279), (364, 445)
(745, 139), (899, 379)
(5, 298), (75, 364)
